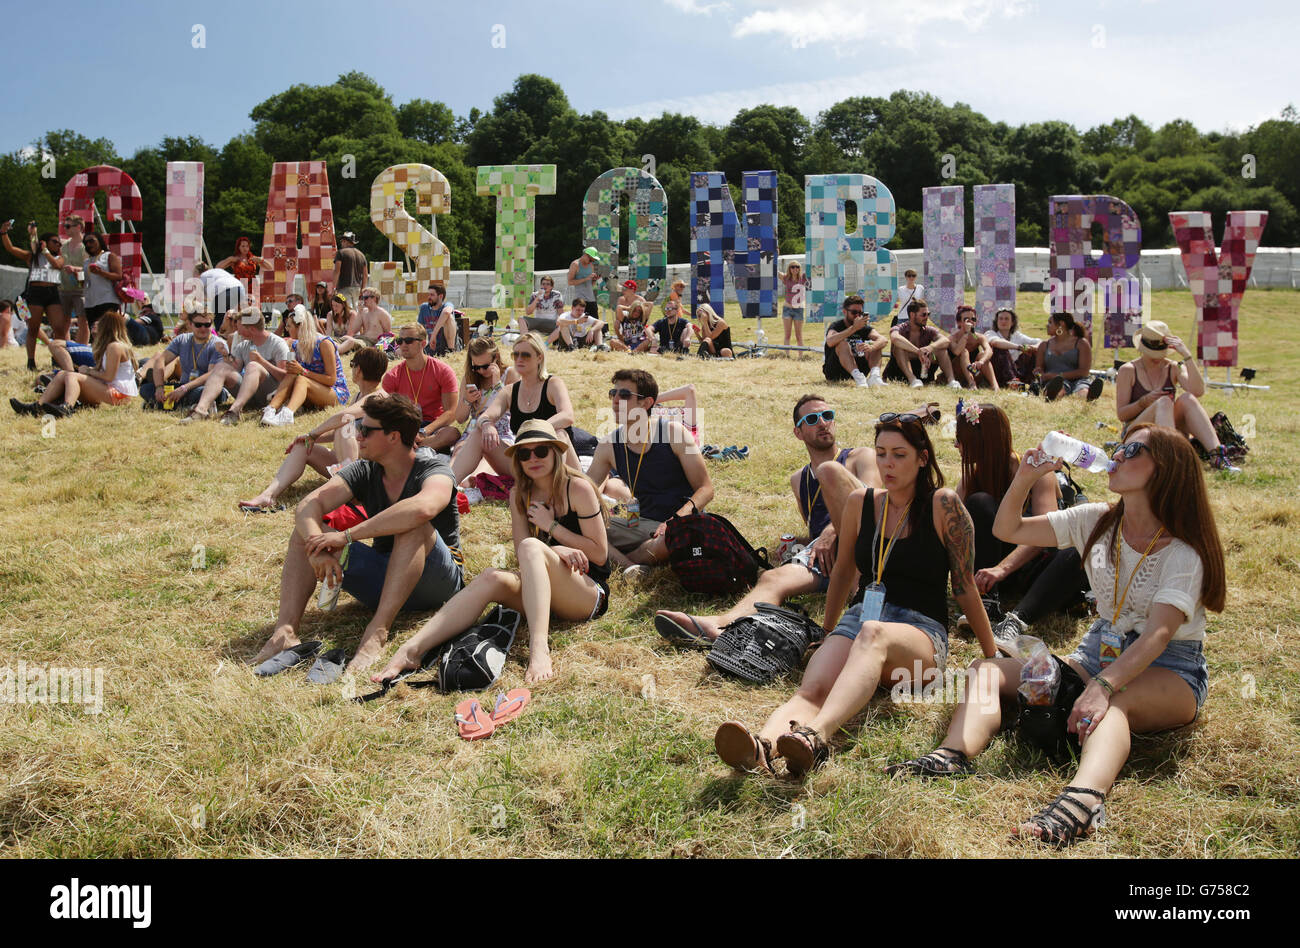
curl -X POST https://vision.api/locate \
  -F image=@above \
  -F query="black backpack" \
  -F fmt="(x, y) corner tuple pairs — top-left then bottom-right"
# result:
(1016, 655), (1086, 762)
(706, 602), (823, 685)
(665, 502), (770, 596)
(435, 605), (521, 692)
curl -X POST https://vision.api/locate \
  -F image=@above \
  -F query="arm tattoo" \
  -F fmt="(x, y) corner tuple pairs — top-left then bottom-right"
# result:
(939, 494), (975, 597)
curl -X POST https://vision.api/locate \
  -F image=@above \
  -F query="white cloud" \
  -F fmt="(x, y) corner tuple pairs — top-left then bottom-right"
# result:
(663, 0), (733, 14)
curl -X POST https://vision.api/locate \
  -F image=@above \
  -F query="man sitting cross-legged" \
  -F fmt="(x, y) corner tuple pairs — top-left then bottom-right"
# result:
(654, 394), (881, 646)
(251, 394), (464, 678)
(212, 306), (291, 425)
(585, 368), (713, 569)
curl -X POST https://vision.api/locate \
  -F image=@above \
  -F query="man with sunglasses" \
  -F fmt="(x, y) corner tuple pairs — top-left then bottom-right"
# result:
(654, 395), (880, 646)
(380, 323), (460, 450)
(139, 303), (231, 411)
(823, 294), (886, 387)
(253, 394), (463, 678)
(886, 299), (960, 388)
(349, 287), (392, 347)
(213, 307), (292, 425)
(585, 369), (713, 568)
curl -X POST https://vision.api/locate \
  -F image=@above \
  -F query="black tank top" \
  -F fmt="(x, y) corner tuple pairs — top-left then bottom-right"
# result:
(539, 483), (610, 590)
(611, 417), (694, 522)
(510, 377), (558, 436)
(852, 488), (950, 628)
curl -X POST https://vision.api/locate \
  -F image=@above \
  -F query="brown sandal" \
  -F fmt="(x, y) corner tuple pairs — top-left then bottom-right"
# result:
(776, 722), (829, 778)
(714, 721), (774, 775)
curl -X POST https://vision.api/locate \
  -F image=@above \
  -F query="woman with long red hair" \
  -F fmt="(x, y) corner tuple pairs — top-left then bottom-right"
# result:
(889, 424), (1225, 848)
(215, 235), (271, 296)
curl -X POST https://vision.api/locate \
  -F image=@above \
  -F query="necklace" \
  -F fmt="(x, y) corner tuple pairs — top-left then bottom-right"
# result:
(404, 358), (429, 405)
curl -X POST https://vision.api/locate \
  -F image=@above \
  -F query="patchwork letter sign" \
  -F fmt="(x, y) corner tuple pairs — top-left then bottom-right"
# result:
(582, 167), (668, 306)
(261, 161), (336, 302)
(477, 164), (556, 311)
(974, 184), (1016, 331)
(689, 170), (778, 319)
(804, 175), (897, 323)
(1168, 210), (1267, 367)
(922, 186), (965, 331)
(58, 165), (144, 287)
(163, 161), (204, 312)
(371, 164), (452, 309)
(1048, 194), (1143, 347)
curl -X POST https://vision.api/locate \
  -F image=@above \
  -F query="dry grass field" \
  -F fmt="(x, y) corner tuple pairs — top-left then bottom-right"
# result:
(1, 289), (1297, 858)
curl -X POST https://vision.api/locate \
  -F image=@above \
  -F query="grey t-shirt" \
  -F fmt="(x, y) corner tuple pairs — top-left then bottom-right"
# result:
(336, 449), (460, 554)
(231, 333), (290, 370)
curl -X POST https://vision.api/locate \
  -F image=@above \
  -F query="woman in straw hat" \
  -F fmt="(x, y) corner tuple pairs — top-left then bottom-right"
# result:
(1115, 320), (1238, 472)
(373, 418), (610, 686)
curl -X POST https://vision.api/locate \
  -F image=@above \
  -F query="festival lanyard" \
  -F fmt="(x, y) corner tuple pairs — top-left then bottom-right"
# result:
(404, 359), (428, 406)
(872, 494), (912, 585)
(1111, 526), (1165, 625)
(801, 465), (822, 526)
(621, 421), (652, 499)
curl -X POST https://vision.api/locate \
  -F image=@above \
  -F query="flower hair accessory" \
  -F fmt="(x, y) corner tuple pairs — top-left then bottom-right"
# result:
(956, 398), (981, 426)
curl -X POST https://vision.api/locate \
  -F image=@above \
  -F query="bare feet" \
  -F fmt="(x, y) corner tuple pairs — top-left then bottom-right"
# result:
(252, 627), (300, 664)
(239, 493), (275, 509)
(525, 651), (554, 684)
(347, 632), (388, 674)
(371, 648), (419, 684)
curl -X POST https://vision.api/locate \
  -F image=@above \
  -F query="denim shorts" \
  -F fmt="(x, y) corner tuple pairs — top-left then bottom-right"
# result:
(1069, 618), (1209, 710)
(790, 546), (829, 592)
(830, 601), (949, 667)
(342, 534), (463, 613)
(783, 305), (805, 321)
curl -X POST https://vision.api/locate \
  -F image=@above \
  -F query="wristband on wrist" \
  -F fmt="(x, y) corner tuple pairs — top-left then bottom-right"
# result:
(1094, 674), (1119, 695)
(343, 528), (353, 545)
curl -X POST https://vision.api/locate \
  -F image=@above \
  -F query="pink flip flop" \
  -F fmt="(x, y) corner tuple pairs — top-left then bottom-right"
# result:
(454, 698), (496, 740)
(488, 688), (532, 729)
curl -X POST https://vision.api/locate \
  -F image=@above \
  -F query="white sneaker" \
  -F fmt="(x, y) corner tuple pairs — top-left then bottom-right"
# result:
(462, 486), (484, 505)
(867, 367), (885, 388)
(850, 368), (869, 388)
(909, 378), (924, 389)
(623, 565), (650, 581)
(261, 406), (277, 425)
(948, 380), (962, 390)
(272, 408), (294, 426)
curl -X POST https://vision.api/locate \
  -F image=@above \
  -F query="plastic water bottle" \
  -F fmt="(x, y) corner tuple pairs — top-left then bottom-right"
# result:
(1041, 431), (1114, 473)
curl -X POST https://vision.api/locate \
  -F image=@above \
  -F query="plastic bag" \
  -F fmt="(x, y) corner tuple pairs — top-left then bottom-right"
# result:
(1017, 635), (1060, 706)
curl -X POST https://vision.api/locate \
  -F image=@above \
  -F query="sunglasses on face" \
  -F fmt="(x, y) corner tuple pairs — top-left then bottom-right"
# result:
(878, 412), (921, 424)
(1111, 441), (1149, 461)
(609, 388), (642, 401)
(396, 337), (423, 345)
(845, 308), (864, 316)
(514, 444), (553, 462)
(1142, 337), (1168, 350)
(354, 420), (384, 438)
(191, 321), (212, 328)
(513, 351), (534, 360)
(472, 361), (494, 373)
(796, 409), (835, 427)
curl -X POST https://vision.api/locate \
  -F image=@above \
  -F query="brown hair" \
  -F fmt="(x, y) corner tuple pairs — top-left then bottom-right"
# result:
(994, 307), (1018, 336)
(874, 417), (944, 535)
(956, 403), (1015, 498)
(842, 294), (864, 312)
(793, 393), (827, 424)
(1083, 423), (1226, 612)
(511, 447), (609, 526)
(464, 335), (505, 382)
(91, 309), (136, 369)
(350, 346), (388, 383)
(611, 368), (657, 403)
(364, 393), (422, 448)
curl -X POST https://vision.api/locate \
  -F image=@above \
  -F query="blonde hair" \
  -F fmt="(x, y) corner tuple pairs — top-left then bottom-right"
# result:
(782, 261), (802, 280)
(91, 310), (137, 370)
(294, 310), (322, 363)
(513, 331), (549, 380)
(697, 303), (721, 328)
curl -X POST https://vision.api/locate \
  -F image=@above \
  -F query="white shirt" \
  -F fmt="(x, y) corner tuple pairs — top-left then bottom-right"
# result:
(200, 268), (243, 295)
(1048, 503), (1207, 642)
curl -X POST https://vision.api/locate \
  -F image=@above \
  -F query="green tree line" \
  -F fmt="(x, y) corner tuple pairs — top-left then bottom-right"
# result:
(2, 72), (1296, 275)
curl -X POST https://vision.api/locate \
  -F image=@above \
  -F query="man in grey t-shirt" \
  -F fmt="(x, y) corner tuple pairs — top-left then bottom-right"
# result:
(215, 307), (291, 424)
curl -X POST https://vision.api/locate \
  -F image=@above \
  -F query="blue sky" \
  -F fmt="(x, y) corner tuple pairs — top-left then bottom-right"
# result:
(4, 0), (1295, 156)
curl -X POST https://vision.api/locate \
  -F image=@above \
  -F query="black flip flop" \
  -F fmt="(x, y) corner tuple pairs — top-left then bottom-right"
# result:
(354, 647), (441, 702)
(654, 613), (713, 650)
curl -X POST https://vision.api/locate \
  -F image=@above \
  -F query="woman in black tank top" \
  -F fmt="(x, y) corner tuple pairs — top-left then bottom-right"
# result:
(476, 331), (581, 471)
(373, 419), (609, 689)
(712, 415), (997, 779)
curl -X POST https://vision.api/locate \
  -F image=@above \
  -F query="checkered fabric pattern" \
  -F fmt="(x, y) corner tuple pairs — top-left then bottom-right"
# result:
(260, 161), (336, 303)
(922, 186), (965, 331)
(1169, 210), (1268, 367)
(581, 167), (668, 307)
(688, 171), (778, 319)
(58, 165), (144, 285)
(1048, 194), (1143, 347)
(803, 174), (897, 323)
(163, 162), (204, 313)
(476, 164), (556, 311)
(371, 163), (452, 309)
(974, 184), (1016, 332)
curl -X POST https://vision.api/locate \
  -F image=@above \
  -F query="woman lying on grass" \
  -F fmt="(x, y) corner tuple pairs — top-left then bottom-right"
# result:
(238, 346), (390, 512)
(11, 309), (137, 417)
(888, 424), (1224, 848)
(374, 419), (610, 686)
(713, 413), (996, 778)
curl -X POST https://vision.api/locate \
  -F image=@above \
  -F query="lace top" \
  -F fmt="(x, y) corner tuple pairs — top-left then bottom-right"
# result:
(1048, 503), (1207, 641)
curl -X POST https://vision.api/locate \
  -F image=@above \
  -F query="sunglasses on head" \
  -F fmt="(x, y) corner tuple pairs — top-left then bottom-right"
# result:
(609, 387), (642, 400)
(354, 419), (385, 437)
(1111, 441), (1149, 461)
(796, 408), (835, 427)
(878, 412), (921, 424)
(514, 444), (553, 462)
(396, 336), (423, 345)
